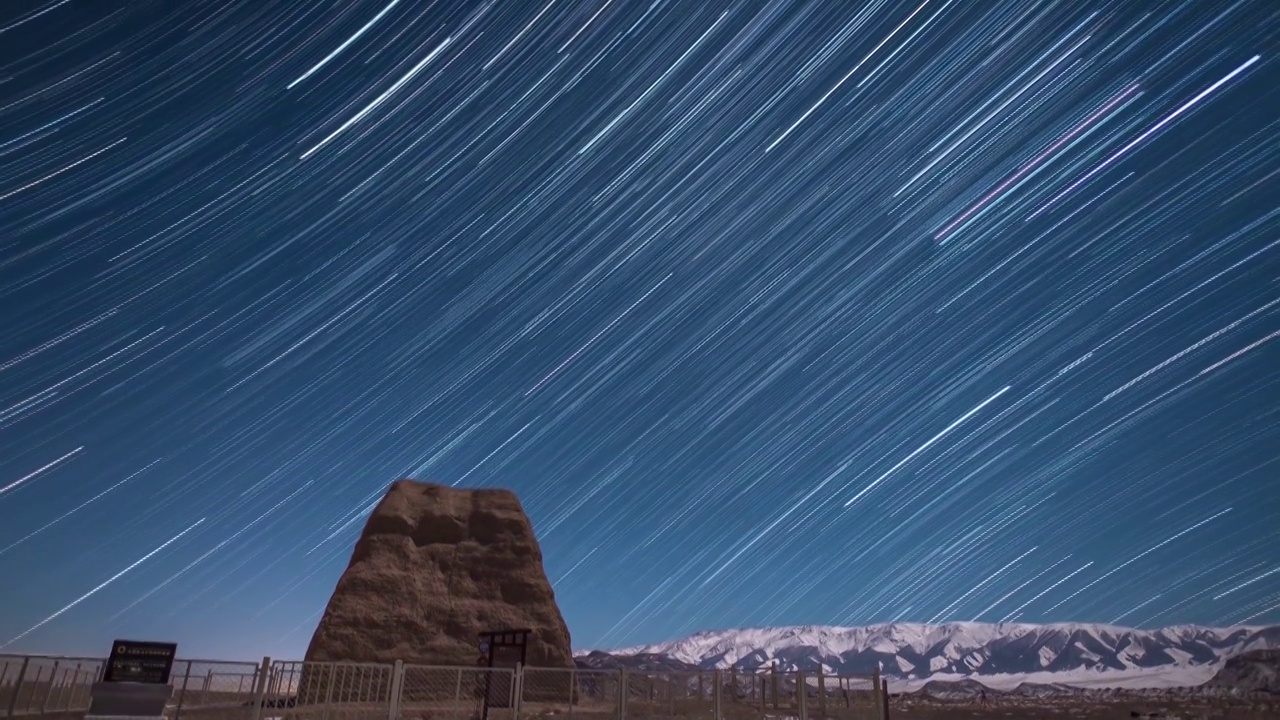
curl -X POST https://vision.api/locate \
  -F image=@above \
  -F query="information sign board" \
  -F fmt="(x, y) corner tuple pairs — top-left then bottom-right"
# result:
(102, 640), (177, 684)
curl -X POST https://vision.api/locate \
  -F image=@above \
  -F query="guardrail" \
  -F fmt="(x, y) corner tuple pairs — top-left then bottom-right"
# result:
(0, 656), (888, 720)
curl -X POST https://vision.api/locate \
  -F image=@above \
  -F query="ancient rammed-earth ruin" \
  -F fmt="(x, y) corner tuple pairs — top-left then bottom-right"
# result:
(305, 479), (573, 668)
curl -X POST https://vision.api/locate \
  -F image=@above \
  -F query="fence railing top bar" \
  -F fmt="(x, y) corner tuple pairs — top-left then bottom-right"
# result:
(0, 654), (106, 662)
(401, 663), (514, 669)
(272, 660), (398, 668)
(172, 658), (263, 665)
(0, 654), (262, 666)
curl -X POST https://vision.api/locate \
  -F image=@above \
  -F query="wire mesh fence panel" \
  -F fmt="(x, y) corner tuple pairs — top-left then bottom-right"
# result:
(805, 676), (877, 720)
(262, 661), (394, 720)
(622, 671), (716, 720)
(397, 666), (514, 720)
(718, 670), (775, 720)
(0, 657), (20, 718)
(0, 655), (106, 718)
(169, 659), (265, 720)
(518, 668), (620, 720)
(765, 670), (800, 718)
(714, 670), (882, 720)
(570, 668), (622, 720)
(266, 661), (305, 699)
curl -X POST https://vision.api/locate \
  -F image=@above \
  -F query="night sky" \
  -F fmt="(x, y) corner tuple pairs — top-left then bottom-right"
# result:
(1, 0), (1278, 662)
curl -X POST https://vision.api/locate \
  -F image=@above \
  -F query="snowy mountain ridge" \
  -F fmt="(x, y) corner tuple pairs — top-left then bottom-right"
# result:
(583, 622), (1280, 689)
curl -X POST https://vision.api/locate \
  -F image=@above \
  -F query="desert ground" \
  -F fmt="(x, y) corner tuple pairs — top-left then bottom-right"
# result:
(888, 693), (1279, 719)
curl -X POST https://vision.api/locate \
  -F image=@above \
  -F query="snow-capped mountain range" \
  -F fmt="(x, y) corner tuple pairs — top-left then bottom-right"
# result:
(581, 623), (1280, 690)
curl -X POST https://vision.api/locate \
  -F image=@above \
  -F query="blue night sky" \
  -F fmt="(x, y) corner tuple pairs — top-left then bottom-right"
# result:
(1, 0), (1277, 662)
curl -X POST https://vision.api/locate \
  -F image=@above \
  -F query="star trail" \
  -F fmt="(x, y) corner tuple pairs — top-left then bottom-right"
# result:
(0, 0), (1278, 660)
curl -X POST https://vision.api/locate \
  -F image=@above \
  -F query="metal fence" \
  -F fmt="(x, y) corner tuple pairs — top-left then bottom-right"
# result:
(0, 655), (267, 720)
(1, 655), (104, 718)
(169, 659), (269, 720)
(399, 665), (515, 720)
(518, 667), (883, 720)
(0, 656), (886, 720)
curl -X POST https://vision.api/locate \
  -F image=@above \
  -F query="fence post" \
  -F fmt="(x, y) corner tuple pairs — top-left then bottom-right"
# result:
(55, 661), (80, 713)
(5, 656), (31, 718)
(870, 668), (881, 720)
(816, 667), (825, 719)
(617, 668), (626, 720)
(68, 661), (86, 712)
(770, 662), (778, 710)
(173, 660), (192, 720)
(250, 656), (271, 720)
(387, 661), (404, 720)
(272, 663), (286, 696)
(712, 670), (721, 720)
(880, 678), (890, 720)
(39, 660), (61, 713)
(512, 664), (524, 720)
(69, 662), (86, 712)
(797, 671), (806, 720)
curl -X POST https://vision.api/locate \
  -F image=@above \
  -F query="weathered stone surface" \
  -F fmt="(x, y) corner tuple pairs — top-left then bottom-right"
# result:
(306, 479), (572, 668)
(1208, 649), (1280, 693)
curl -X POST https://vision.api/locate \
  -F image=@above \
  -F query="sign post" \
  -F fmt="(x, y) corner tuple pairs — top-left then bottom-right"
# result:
(86, 640), (178, 720)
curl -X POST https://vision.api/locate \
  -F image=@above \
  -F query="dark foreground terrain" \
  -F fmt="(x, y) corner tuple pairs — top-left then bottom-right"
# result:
(890, 691), (1279, 719)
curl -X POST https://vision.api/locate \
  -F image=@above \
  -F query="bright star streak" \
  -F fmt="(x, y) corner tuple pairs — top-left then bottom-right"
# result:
(0, 459), (159, 556)
(1044, 508), (1233, 613)
(526, 274), (672, 395)
(845, 386), (1012, 508)
(766, 0), (932, 152)
(1032, 55), (1261, 217)
(0, 518), (205, 649)
(935, 84), (1140, 242)
(0, 447), (84, 497)
(300, 37), (453, 159)
(286, 0), (404, 90)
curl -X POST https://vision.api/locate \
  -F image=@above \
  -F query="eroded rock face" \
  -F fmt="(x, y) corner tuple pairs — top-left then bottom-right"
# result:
(306, 479), (572, 668)
(1208, 649), (1280, 693)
